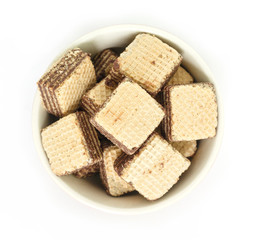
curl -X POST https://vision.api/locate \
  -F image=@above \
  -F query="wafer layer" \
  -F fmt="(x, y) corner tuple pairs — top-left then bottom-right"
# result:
(75, 111), (102, 162)
(91, 79), (165, 155)
(112, 33), (182, 95)
(167, 66), (194, 86)
(100, 145), (134, 196)
(109, 59), (125, 82)
(164, 83), (218, 141)
(114, 133), (190, 200)
(41, 111), (102, 176)
(81, 76), (117, 116)
(37, 48), (96, 117)
(171, 140), (197, 157)
(74, 162), (100, 178)
(93, 49), (118, 81)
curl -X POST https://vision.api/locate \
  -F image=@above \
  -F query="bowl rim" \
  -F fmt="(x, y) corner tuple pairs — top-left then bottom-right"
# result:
(32, 24), (224, 215)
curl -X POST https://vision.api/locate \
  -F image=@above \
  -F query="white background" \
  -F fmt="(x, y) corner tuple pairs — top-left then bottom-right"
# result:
(0, 0), (256, 239)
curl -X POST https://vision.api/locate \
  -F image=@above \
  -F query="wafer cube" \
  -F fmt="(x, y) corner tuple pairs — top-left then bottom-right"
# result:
(167, 66), (194, 86)
(90, 79), (165, 155)
(37, 48), (96, 117)
(100, 144), (134, 196)
(171, 140), (197, 157)
(81, 76), (117, 116)
(163, 83), (218, 141)
(114, 133), (190, 200)
(74, 162), (100, 178)
(110, 33), (182, 95)
(41, 111), (102, 176)
(92, 49), (118, 81)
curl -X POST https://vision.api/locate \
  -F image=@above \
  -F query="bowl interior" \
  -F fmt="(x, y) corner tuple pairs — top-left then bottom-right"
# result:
(32, 25), (223, 214)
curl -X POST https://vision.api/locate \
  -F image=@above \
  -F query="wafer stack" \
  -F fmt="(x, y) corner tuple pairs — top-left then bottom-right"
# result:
(37, 48), (96, 117)
(114, 133), (191, 200)
(90, 79), (165, 155)
(109, 34), (182, 95)
(41, 111), (102, 176)
(163, 83), (218, 141)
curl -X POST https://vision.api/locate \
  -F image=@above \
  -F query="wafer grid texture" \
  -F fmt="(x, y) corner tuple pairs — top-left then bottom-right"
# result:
(91, 79), (165, 155)
(93, 49), (118, 81)
(81, 76), (117, 116)
(115, 133), (190, 200)
(114, 34), (182, 95)
(164, 83), (218, 141)
(55, 57), (96, 115)
(167, 66), (194, 86)
(171, 140), (197, 157)
(100, 145), (134, 196)
(37, 48), (96, 117)
(74, 162), (100, 178)
(41, 112), (102, 176)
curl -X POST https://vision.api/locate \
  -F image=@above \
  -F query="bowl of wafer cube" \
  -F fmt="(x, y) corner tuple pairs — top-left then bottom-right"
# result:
(32, 25), (223, 214)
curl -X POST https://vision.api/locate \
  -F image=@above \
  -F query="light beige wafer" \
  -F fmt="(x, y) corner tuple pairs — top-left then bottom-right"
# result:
(90, 79), (165, 155)
(100, 145), (134, 196)
(92, 49), (118, 81)
(163, 83), (218, 141)
(37, 48), (96, 117)
(110, 33), (182, 95)
(41, 111), (102, 176)
(171, 140), (197, 157)
(73, 162), (100, 178)
(167, 66), (194, 86)
(81, 76), (117, 116)
(114, 133), (190, 200)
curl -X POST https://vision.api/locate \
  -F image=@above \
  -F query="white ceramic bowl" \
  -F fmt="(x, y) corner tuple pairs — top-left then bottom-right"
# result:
(32, 24), (224, 214)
